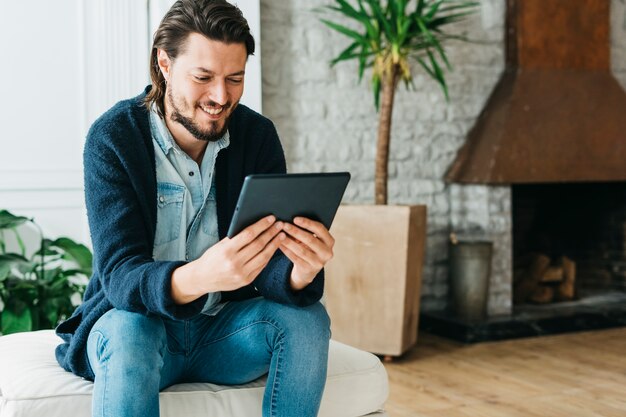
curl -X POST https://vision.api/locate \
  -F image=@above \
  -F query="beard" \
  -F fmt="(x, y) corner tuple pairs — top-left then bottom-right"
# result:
(167, 88), (236, 142)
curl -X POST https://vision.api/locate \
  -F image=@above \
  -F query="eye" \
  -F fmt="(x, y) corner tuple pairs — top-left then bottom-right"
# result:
(228, 78), (243, 84)
(193, 76), (210, 82)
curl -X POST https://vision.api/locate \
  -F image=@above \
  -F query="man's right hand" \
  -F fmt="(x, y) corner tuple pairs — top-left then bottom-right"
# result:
(171, 215), (285, 304)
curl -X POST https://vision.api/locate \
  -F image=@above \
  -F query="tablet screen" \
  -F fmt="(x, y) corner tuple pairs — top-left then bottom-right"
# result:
(227, 172), (350, 238)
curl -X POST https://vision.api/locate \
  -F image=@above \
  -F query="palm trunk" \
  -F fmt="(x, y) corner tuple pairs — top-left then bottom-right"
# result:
(374, 65), (400, 205)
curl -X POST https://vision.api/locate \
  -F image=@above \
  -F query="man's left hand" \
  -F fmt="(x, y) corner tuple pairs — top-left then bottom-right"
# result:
(280, 217), (335, 291)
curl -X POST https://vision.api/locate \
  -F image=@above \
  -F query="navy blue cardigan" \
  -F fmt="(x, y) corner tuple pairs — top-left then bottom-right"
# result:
(55, 88), (324, 380)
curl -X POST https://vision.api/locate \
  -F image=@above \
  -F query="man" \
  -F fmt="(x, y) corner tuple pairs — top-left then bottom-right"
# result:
(55, 1), (334, 416)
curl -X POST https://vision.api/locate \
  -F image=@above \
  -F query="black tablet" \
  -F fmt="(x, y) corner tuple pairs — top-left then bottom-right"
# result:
(227, 172), (351, 238)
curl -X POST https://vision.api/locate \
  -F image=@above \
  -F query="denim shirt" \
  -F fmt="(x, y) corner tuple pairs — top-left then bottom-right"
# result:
(149, 107), (230, 314)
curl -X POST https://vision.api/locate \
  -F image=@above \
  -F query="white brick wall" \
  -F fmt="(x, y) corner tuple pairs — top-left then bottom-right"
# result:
(260, 0), (626, 314)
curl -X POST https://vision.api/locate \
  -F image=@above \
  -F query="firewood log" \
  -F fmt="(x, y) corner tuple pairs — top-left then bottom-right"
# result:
(555, 256), (576, 301)
(514, 254), (551, 304)
(529, 285), (555, 304)
(541, 266), (564, 283)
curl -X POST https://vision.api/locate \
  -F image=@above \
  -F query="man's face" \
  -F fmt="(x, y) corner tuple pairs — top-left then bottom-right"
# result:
(158, 33), (247, 142)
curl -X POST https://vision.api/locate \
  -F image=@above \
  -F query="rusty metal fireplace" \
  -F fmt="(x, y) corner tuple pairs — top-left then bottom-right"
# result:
(446, 0), (626, 184)
(421, 0), (626, 342)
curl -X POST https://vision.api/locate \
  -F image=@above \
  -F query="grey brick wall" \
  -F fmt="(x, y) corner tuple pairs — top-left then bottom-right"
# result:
(260, 0), (626, 315)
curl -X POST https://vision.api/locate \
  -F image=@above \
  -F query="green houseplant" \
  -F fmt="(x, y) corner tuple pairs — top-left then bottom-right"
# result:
(319, 0), (478, 204)
(318, 0), (478, 357)
(0, 209), (91, 335)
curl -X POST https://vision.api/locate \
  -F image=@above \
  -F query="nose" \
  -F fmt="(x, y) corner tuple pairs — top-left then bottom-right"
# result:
(209, 80), (228, 106)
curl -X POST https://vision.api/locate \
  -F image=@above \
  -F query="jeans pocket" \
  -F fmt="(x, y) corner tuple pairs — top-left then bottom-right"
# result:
(155, 182), (185, 245)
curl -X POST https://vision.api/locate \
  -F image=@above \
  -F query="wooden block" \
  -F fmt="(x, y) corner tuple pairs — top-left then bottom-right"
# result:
(324, 205), (427, 356)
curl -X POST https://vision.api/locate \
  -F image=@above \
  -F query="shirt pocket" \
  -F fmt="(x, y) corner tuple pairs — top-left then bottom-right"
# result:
(155, 182), (185, 245)
(201, 182), (219, 238)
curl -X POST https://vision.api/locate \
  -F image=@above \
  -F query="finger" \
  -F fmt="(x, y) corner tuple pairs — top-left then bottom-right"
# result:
(293, 217), (334, 247)
(238, 221), (283, 261)
(280, 244), (307, 266)
(283, 223), (333, 263)
(231, 215), (276, 248)
(244, 232), (285, 275)
(280, 236), (320, 269)
(283, 223), (326, 254)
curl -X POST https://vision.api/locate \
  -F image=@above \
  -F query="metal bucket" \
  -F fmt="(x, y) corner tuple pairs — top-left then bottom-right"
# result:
(449, 240), (493, 321)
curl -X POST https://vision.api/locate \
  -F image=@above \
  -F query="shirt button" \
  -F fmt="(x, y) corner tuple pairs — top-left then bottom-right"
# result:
(189, 171), (195, 176)
(159, 195), (165, 203)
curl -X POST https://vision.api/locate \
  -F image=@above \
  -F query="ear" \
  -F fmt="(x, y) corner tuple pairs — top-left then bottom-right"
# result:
(157, 49), (172, 82)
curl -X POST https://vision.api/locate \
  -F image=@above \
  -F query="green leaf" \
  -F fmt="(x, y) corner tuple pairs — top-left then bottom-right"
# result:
(43, 267), (63, 282)
(320, 19), (367, 43)
(1, 306), (32, 335)
(0, 230), (5, 253)
(427, 49), (449, 99)
(415, 0), (426, 16)
(437, 1), (480, 15)
(0, 262), (10, 281)
(322, 3), (374, 39)
(331, 40), (361, 66)
(42, 298), (61, 329)
(430, 33), (452, 70)
(0, 253), (36, 276)
(364, 0), (393, 40)
(332, 46), (377, 66)
(356, 0), (381, 41)
(49, 238), (93, 274)
(34, 238), (62, 257)
(430, 11), (478, 28)
(357, 46), (370, 82)
(11, 228), (27, 256)
(416, 15), (452, 70)
(397, 14), (412, 45)
(391, 0), (409, 41)
(334, 0), (367, 23)
(415, 55), (437, 80)
(0, 210), (30, 230)
(425, 0), (444, 21)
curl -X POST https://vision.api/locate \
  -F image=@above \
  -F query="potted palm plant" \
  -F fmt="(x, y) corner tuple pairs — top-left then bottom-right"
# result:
(318, 0), (478, 357)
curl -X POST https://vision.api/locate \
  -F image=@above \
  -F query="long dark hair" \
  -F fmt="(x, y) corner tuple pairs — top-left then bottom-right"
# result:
(145, 0), (255, 116)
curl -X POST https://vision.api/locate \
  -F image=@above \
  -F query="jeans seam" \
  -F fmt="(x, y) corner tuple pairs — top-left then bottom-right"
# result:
(185, 320), (190, 356)
(269, 335), (284, 417)
(90, 331), (108, 417)
(86, 330), (101, 379)
(195, 319), (281, 349)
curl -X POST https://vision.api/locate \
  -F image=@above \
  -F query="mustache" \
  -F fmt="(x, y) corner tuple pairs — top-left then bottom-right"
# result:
(199, 100), (232, 110)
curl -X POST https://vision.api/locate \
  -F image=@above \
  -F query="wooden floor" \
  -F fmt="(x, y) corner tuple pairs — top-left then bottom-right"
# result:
(383, 327), (626, 416)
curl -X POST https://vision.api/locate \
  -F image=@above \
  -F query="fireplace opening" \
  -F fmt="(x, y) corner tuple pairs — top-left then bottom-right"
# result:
(512, 182), (626, 308)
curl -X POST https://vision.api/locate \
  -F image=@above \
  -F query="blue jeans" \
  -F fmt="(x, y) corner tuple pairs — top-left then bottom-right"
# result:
(86, 298), (331, 417)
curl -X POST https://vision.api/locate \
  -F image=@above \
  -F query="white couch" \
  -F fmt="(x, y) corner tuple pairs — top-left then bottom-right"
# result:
(0, 330), (388, 417)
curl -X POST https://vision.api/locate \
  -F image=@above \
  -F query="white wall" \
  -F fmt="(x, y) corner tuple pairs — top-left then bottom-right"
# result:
(0, 0), (261, 248)
(0, 0), (86, 244)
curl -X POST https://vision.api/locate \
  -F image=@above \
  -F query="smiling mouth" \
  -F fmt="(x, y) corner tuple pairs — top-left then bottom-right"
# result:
(200, 104), (225, 116)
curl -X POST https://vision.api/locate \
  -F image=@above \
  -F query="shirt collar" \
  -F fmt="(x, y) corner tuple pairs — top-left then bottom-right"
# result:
(149, 105), (177, 155)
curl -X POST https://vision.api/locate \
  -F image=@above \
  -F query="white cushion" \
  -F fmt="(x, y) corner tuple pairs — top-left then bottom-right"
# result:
(0, 330), (388, 417)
